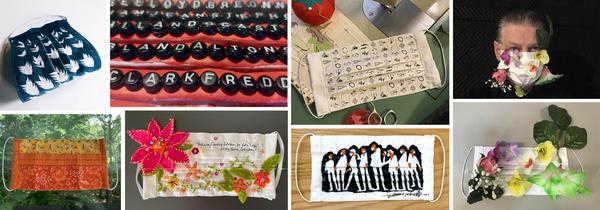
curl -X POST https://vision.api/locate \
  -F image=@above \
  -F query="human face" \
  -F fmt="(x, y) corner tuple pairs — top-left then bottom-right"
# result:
(341, 149), (346, 155)
(328, 153), (333, 159)
(361, 148), (366, 154)
(370, 144), (376, 151)
(494, 23), (539, 61)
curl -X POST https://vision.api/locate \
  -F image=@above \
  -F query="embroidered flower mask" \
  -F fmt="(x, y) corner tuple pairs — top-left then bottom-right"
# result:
(129, 118), (285, 204)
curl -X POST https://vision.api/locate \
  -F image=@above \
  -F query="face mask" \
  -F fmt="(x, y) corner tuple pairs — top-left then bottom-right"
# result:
(460, 146), (583, 197)
(489, 49), (561, 97)
(295, 133), (445, 202)
(301, 31), (446, 118)
(8, 16), (101, 102)
(2, 138), (118, 191)
(129, 118), (284, 204)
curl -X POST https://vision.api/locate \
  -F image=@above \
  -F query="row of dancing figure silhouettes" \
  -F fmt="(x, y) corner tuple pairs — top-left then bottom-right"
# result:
(321, 141), (423, 192)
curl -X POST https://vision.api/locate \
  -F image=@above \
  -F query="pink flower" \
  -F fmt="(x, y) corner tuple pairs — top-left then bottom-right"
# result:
(129, 118), (190, 175)
(479, 155), (498, 175)
(542, 65), (550, 76)
(492, 69), (507, 85)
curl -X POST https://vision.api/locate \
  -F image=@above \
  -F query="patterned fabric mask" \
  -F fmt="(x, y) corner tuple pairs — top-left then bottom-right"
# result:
(129, 118), (285, 204)
(8, 16), (101, 102)
(2, 138), (118, 191)
(295, 134), (445, 202)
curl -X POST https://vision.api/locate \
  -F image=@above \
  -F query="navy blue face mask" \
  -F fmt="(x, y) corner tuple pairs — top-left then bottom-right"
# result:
(8, 16), (101, 102)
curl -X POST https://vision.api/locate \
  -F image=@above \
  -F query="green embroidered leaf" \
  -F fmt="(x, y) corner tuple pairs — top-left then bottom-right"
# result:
(218, 181), (233, 191)
(230, 167), (255, 180)
(223, 169), (234, 183)
(564, 126), (587, 149)
(261, 154), (281, 172)
(533, 120), (559, 144)
(238, 191), (247, 204)
(154, 168), (164, 192)
(177, 143), (193, 151)
(548, 104), (572, 129)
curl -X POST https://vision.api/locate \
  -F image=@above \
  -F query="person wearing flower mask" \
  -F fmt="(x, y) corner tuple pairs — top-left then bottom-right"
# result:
(479, 10), (566, 98)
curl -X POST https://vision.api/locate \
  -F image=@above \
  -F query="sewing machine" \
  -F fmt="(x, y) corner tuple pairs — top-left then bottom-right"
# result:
(339, 0), (449, 38)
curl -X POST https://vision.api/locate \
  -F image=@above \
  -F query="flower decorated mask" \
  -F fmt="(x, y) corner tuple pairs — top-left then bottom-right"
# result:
(129, 118), (284, 204)
(488, 49), (561, 97)
(295, 134), (445, 202)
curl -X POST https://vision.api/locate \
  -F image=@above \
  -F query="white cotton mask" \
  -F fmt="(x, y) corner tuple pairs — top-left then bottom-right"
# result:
(304, 32), (445, 118)
(136, 132), (284, 201)
(497, 49), (544, 88)
(295, 134), (445, 202)
(464, 146), (570, 196)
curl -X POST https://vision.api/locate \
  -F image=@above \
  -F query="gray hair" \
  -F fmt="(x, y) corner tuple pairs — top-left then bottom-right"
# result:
(497, 10), (544, 41)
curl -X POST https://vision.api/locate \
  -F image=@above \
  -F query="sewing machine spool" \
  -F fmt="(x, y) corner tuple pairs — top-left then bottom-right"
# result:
(362, 0), (436, 37)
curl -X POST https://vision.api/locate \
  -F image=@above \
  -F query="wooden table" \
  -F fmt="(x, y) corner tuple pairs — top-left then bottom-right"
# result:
(291, 128), (449, 210)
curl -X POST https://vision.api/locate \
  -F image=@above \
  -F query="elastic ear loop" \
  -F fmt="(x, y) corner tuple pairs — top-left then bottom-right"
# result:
(367, 102), (382, 125)
(2, 137), (14, 191)
(273, 131), (285, 190)
(383, 110), (397, 125)
(423, 30), (448, 89)
(106, 137), (119, 191)
(294, 133), (315, 202)
(430, 135), (446, 203)
(136, 164), (143, 198)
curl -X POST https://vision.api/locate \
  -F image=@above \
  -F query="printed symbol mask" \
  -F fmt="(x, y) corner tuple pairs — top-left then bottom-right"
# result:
(8, 16), (101, 102)
(129, 118), (285, 204)
(302, 31), (445, 118)
(295, 134), (445, 202)
(2, 138), (118, 191)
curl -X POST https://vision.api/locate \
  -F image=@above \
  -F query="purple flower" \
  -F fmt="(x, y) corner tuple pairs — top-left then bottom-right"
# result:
(500, 50), (510, 65)
(488, 141), (519, 162)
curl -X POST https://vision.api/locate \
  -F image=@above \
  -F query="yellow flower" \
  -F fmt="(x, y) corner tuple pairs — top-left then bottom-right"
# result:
(535, 141), (557, 164)
(535, 50), (550, 65)
(166, 175), (179, 190)
(507, 170), (532, 197)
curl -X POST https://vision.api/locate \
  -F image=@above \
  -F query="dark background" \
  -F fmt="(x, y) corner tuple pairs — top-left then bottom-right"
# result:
(453, 0), (600, 98)
(125, 111), (288, 210)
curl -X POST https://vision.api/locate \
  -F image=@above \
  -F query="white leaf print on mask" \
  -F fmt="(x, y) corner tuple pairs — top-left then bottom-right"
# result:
(43, 40), (52, 47)
(80, 54), (94, 67)
(32, 55), (44, 68)
(30, 45), (39, 53)
(71, 40), (84, 48)
(16, 41), (25, 48)
(17, 50), (26, 57)
(50, 68), (69, 83)
(67, 59), (79, 73)
(37, 33), (45, 40)
(58, 46), (72, 55)
(47, 48), (60, 59)
(65, 34), (74, 39)
(21, 78), (40, 96)
(18, 62), (33, 75)
(35, 76), (55, 90)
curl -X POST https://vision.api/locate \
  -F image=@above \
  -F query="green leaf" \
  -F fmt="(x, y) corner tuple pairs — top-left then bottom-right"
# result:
(261, 154), (281, 172)
(230, 167), (255, 180)
(238, 191), (247, 204)
(223, 169), (233, 183)
(218, 181), (233, 191)
(548, 104), (572, 129)
(176, 143), (193, 151)
(533, 120), (560, 144)
(467, 189), (483, 204)
(563, 126), (587, 149)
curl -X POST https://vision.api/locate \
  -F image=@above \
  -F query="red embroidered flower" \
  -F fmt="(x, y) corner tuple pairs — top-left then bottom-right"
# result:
(129, 118), (189, 175)
(185, 162), (202, 179)
(253, 169), (270, 189)
(232, 178), (248, 193)
(191, 147), (199, 155)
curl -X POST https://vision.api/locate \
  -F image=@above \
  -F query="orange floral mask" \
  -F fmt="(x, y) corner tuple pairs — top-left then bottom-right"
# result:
(3, 138), (113, 191)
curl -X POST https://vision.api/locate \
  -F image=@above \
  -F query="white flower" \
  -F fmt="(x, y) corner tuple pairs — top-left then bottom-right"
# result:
(21, 78), (40, 96)
(18, 62), (33, 75)
(35, 76), (54, 90)
(80, 54), (94, 67)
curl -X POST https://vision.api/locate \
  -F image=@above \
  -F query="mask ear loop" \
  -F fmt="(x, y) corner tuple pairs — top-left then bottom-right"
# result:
(136, 164), (143, 199)
(570, 149), (584, 173)
(298, 55), (325, 119)
(367, 102), (382, 125)
(430, 135), (446, 203)
(105, 137), (119, 191)
(382, 110), (397, 125)
(460, 146), (475, 199)
(273, 131), (285, 191)
(294, 133), (315, 203)
(2, 137), (14, 191)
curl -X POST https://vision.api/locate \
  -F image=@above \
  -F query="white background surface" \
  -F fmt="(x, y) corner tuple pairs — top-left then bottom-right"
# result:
(454, 102), (600, 210)
(0, 0), (108, 111)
